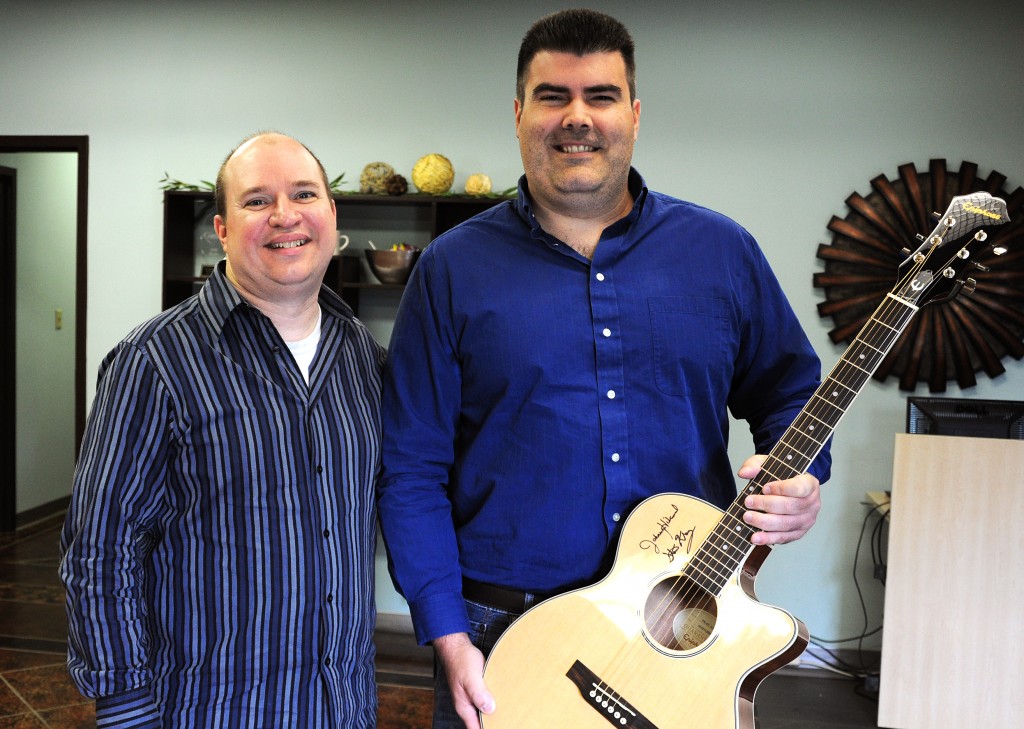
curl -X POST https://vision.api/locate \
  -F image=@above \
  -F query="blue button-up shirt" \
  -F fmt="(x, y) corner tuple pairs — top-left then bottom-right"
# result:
(60, 264), (385, 728)
(378, 170), (830, 645)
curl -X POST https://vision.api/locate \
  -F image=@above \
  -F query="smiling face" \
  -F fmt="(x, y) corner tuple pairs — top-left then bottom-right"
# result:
(213, 134), (337, 309)
(515, 50), (640, 218)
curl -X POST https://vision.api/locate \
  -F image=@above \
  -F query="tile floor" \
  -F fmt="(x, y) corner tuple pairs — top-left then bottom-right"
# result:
(0, 510), (880, 728)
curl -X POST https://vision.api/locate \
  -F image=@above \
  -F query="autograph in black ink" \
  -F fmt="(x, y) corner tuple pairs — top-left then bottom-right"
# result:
(638, 504), (696, 563)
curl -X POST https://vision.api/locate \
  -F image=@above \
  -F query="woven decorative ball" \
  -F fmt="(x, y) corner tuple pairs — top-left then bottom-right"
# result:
(411, 153), (454, 194)
(360, 162), (395, 194)
(385, 174), (408, 196)
(464, 173), (492, 196)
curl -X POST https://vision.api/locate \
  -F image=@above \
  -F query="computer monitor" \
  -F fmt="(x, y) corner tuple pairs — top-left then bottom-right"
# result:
(906, 397), (1024, 440)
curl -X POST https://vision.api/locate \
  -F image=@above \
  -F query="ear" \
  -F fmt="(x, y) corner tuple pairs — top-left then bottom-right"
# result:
(632, 98), (641, 141)
(213, 215), (228, 251)
(514, 97), (523, 138)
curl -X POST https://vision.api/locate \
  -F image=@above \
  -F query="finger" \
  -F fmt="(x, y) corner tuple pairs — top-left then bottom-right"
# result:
(736, 454), (768, 479)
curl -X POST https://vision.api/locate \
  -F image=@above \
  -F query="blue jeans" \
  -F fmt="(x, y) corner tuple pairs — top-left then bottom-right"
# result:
(431, 599), (520, 729)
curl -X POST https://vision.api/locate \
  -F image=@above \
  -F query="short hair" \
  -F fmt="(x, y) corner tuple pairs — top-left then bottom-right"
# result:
(215, 131), (332, 219)
(516, 8), (636, 102)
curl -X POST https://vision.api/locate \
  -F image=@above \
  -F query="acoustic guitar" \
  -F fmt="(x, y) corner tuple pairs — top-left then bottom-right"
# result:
(481, 192), (1010, 729)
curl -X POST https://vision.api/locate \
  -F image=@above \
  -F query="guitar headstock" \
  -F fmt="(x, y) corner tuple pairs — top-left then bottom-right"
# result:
(893, 192), (1010, 307)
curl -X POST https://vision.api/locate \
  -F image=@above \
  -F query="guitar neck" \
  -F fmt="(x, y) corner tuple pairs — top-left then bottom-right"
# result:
(688, 292), (920, 594)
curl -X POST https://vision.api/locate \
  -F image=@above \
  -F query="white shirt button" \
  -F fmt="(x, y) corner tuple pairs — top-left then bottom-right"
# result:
(595, 272), (605, 281)
(612, 513), (621, 522)
(607, 390), (616, 399)
(611, 453), (620, 462)
(602, 328), (611, 337)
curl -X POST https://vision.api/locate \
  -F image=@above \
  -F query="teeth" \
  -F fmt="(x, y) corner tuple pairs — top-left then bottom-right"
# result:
(562, 145), (595, 153)
(269, 239), (309, 250)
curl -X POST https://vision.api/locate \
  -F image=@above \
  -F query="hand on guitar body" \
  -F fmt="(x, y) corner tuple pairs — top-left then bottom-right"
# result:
(738, 454), (821, 545)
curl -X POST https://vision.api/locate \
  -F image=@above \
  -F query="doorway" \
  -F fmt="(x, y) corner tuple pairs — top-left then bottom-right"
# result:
(0, 136), (88, 531)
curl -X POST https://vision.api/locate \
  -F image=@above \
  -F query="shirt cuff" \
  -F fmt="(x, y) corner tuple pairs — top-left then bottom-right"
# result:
(409, 589), (471, 646)
(95, 686), (161, 728)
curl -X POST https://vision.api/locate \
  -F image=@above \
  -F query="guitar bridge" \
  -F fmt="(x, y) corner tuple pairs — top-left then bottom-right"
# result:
(566, 660), (660, 729)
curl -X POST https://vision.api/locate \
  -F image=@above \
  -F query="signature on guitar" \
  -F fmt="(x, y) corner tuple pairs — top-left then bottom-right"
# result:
(638, 504), (696, 562)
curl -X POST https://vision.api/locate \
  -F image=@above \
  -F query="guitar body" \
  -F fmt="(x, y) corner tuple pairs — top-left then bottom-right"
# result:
(482, 493), (807, 729)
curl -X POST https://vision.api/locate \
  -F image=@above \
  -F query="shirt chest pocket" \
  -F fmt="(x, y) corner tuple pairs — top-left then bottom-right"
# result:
(648, 296), (730, 397)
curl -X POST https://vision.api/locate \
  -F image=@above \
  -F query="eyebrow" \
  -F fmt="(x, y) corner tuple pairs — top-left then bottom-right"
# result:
(531, 82), (624, 98)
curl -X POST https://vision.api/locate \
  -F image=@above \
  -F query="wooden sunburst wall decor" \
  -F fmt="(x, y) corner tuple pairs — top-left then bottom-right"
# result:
(815, 159), (1024, 392)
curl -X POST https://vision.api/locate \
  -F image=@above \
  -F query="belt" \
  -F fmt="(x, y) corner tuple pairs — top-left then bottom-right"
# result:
(461, 577), (555, 614)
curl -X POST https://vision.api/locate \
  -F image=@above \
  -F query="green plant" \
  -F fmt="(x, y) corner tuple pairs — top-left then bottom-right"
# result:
(159, 172), (215, 192)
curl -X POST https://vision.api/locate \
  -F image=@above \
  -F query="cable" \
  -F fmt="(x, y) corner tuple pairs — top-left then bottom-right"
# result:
(804, 501), (889, 695)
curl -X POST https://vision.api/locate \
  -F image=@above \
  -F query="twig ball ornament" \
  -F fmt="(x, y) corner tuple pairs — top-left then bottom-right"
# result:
(464, 173), (492, 196)
(360, 162), (395, 194)
(411, 153), (454, 194)
(385, 174), (408, 196)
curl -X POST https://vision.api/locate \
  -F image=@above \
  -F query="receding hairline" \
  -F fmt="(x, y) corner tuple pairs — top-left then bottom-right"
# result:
(215, 131), (331, 218)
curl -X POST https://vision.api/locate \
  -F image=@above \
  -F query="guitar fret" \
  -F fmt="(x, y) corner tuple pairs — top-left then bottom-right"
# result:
(698, 285), (923, 595)
(676, 196), (1007, 599)
(686, 515), (754, 590)
(695, 533), (742, 577)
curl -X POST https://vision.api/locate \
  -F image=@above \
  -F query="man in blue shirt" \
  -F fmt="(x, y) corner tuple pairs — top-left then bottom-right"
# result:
(60, 133), (385, 727)
(378, 9), (831, 728)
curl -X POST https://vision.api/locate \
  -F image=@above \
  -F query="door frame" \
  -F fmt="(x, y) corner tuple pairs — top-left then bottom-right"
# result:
(0, 164), (15, 531)
(0, 136), (88, 530)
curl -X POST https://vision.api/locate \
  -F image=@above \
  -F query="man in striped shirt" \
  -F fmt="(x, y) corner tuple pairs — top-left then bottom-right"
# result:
(60, 132), (385, 727)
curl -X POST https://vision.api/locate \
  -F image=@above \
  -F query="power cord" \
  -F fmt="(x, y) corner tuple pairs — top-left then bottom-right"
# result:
(807, 501), (888, 699)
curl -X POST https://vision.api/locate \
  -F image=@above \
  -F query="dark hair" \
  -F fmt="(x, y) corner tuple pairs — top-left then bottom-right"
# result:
(215, 131), (331, 219)
(516, 8), (636, 102)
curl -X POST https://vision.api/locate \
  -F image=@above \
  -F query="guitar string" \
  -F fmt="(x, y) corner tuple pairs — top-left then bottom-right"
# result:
(630, 267), (928, 671)
(592, 292), (921, 701)
(596, 200), (1001, 701)
(598, 199), (1003, 712)
(641, 203), (992, 652)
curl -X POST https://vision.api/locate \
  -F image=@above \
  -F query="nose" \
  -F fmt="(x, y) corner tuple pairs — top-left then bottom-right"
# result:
(562, 98), (592, 130)
(269, 197), (301, 227)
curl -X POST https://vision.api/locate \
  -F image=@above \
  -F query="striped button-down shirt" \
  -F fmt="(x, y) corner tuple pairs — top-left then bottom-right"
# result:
(60, 264), (385, 728)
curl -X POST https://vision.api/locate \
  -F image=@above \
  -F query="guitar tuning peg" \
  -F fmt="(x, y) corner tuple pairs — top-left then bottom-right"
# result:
(930, 211), (941, 221)
(915, 234), (926, 241)
(991, 244), (1008, 256)
(962, 277), (978, 294)
(972, 261), (991, 272)
(901, 247), (912, 256)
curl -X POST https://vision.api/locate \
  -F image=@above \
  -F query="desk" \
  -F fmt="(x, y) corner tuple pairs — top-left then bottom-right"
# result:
(877, 434), (1024, 728)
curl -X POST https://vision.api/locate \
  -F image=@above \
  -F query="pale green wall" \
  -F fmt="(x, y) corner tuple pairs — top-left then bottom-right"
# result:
(0, 153), (78, 515)
(2, 0), (1022, 644)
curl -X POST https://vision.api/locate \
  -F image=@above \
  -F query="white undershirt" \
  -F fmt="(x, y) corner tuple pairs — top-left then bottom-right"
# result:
(285, 306), (322, 385)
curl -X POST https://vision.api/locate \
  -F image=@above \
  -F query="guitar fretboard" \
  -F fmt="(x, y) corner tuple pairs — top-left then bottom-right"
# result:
(684, 293), (919, 594)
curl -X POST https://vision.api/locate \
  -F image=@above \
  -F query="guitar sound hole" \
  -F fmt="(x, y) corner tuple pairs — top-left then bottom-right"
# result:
(643, 577), (718, 651)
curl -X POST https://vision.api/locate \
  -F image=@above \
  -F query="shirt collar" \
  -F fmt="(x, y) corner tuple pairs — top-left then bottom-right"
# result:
(514, 167), (649, 232)
(196, 260), (356, 339)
